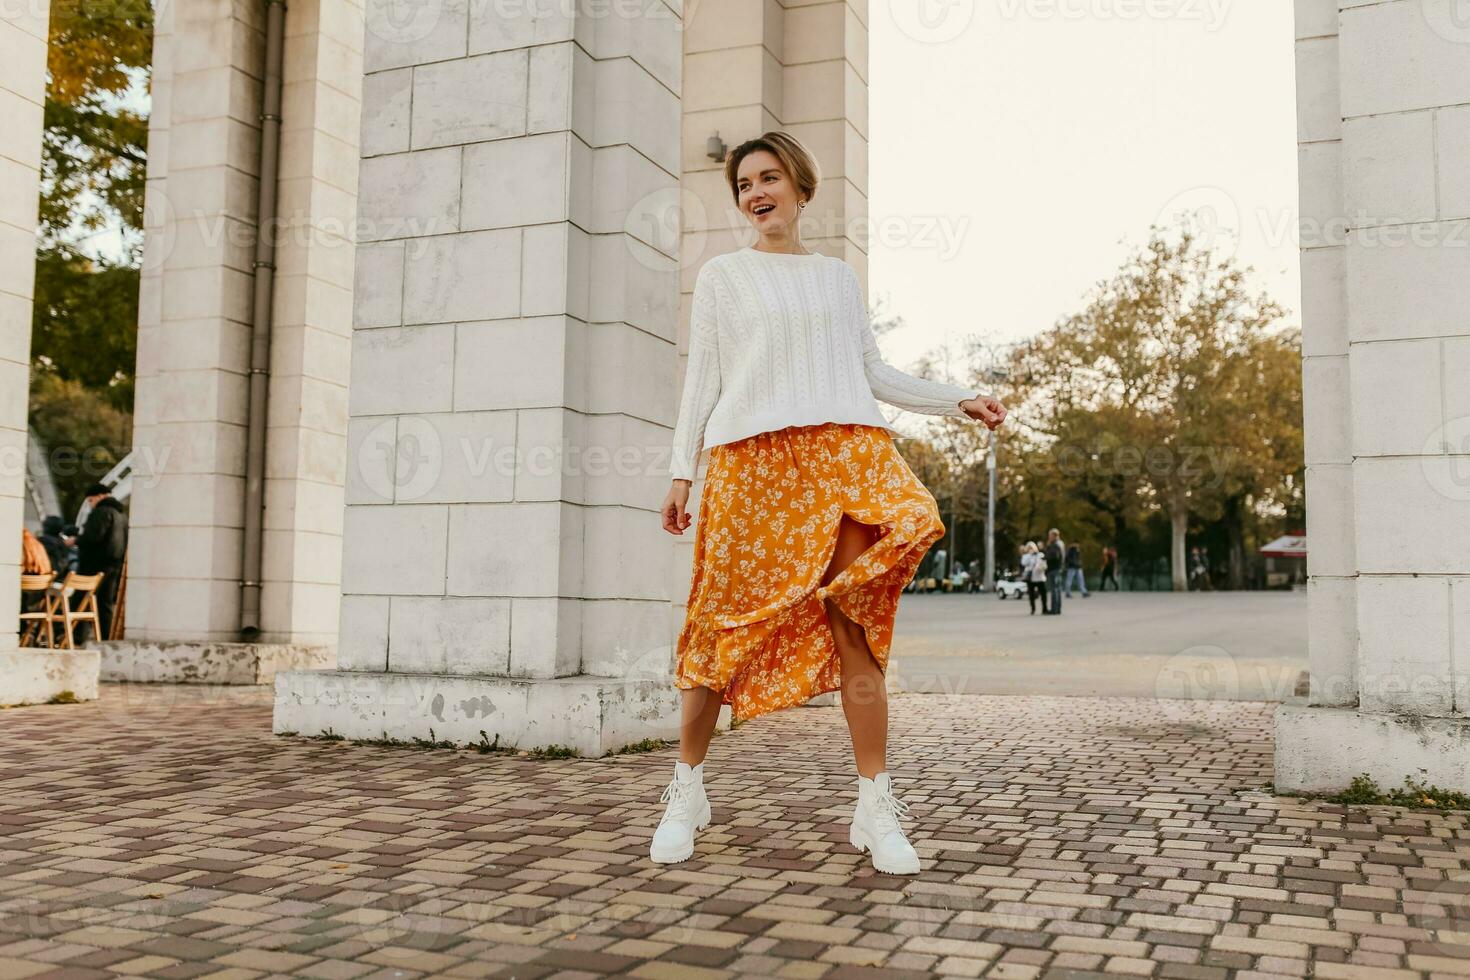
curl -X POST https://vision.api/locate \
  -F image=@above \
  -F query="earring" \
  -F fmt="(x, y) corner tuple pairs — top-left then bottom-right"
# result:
(799, 201), (806, 209)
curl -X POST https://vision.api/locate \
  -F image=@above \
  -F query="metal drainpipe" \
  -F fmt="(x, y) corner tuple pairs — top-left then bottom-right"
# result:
(239, 0), (286, 637)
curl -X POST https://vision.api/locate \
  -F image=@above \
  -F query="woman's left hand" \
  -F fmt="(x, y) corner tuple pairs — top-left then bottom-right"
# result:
(961, 395), (1007, 430)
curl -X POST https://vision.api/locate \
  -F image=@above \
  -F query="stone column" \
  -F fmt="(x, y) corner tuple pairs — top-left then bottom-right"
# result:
(0, 0), (100, 703)
(1276, 0), (1470, 792)
(130, 0), (266, 644)
(273, 0), (686, 754)
(115, 0), (358, 683)
(261, 0), (363, 644)
(779, 0), (868, 273)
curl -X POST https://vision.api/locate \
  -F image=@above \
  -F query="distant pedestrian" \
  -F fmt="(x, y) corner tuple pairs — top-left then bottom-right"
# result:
(1043, 529), (1065, 615)
(1189, 547), (1213, 592)
(1064, 543), (1090, 598)
(1100, 546), (1119, 591)
(1021, 542), (1047, 615)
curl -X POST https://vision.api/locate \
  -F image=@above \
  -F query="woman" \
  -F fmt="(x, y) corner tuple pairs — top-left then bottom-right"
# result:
(655, 132), (1007, 874)
(1021, 541), (1047, 615)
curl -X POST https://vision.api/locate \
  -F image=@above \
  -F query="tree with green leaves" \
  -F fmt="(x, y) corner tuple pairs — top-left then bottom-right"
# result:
(29, 0), (152, 514)
(996, 219), (1301, 590)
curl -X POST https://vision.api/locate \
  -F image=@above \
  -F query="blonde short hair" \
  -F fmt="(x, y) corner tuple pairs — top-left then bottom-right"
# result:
(722, 131), (821, 208)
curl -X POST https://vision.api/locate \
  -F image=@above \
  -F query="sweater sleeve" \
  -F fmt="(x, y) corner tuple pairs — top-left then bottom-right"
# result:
(850, 268), (979, 418)
(669, 264), (723, 482)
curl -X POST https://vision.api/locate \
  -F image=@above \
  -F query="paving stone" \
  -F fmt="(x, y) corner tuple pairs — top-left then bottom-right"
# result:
(0, 686), (1464, 980)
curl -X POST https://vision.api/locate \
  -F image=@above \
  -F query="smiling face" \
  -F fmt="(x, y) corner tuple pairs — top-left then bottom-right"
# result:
(735, 149), (805, 238)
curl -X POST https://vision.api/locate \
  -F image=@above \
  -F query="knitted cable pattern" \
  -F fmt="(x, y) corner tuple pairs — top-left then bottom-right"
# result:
(669, 247), (979, 482)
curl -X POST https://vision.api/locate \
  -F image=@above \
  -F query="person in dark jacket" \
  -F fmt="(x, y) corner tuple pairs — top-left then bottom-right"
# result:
(1043, 529), (1065, 615)
(1099, 545), (1119, 591)
(71, 483), (128, 643)
(37, 515), (73, 578)
(1063, 542), (1090, 598)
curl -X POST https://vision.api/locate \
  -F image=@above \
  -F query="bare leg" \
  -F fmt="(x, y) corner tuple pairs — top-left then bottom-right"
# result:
(678, 684), (724, 765)
(822, 514), (888, 779)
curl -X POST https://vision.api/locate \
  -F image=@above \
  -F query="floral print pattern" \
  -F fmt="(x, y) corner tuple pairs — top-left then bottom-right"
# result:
(674, 421), (946, 722)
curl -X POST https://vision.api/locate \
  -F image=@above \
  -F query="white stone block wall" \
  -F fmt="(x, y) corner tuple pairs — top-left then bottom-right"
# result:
(1295, 0), (1356, 708)
(0, 0), (49, 653)
(1341, 0), (1470, 717)
(1296, 0), (1470, 717)
(131, 0), (266, 641)
(132, 0), (361, 644)
(262, 0), (364, 645)
(337, 0), (683, 680)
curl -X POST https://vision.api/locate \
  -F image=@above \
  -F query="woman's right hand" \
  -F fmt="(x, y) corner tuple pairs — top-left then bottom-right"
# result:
(662, 480), (693, 535)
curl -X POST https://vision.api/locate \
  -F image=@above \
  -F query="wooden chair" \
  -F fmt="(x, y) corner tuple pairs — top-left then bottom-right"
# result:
(48, 571), (104, 650)
(19, 572), (56, 648)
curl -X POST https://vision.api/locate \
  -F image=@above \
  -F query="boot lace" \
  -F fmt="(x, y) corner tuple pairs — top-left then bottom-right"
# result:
(659, 776), (699, 824)
(870, 781), (912, 837)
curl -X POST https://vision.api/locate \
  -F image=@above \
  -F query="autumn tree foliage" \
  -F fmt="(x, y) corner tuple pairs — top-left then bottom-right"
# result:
(993, 220), (1303, 590)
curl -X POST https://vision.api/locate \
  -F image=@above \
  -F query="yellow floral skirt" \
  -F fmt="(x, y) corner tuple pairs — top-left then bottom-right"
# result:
(674, 421), (946, 722)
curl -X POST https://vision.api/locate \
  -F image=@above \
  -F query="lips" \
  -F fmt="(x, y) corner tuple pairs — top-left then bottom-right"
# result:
(753, 204), (774, 216)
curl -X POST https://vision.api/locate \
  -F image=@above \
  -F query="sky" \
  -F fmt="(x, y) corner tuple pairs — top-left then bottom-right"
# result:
(865, 0), (1302, 371)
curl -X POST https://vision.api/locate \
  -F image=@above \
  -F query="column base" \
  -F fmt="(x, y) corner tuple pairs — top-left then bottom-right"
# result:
(99, 641), (335, 685)
(0, 649), (101, 705)
(1274, 702), (1470, 794)
(273, 669), (685, 757)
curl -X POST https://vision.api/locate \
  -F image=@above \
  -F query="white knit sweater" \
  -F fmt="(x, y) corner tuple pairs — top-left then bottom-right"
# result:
(669, 246), (981, 482)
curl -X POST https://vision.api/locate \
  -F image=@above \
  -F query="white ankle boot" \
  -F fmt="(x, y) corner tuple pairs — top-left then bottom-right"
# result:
(849, 772), (921, 874)
(650, 760), (711, 864)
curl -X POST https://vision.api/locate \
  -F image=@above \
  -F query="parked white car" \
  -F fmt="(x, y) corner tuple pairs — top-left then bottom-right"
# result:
(995, 576), (1028, 600)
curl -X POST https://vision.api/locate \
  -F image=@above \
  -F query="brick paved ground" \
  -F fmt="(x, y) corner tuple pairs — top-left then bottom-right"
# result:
(0, 685), (1467, 980)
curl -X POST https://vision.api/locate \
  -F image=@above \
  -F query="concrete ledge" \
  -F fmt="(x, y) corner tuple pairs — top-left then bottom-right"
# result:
(0, 649), (101, 706)
(273, 669), (684, 756)
(1274, 702), (1470, 794)
(99, 641), (335, 685)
